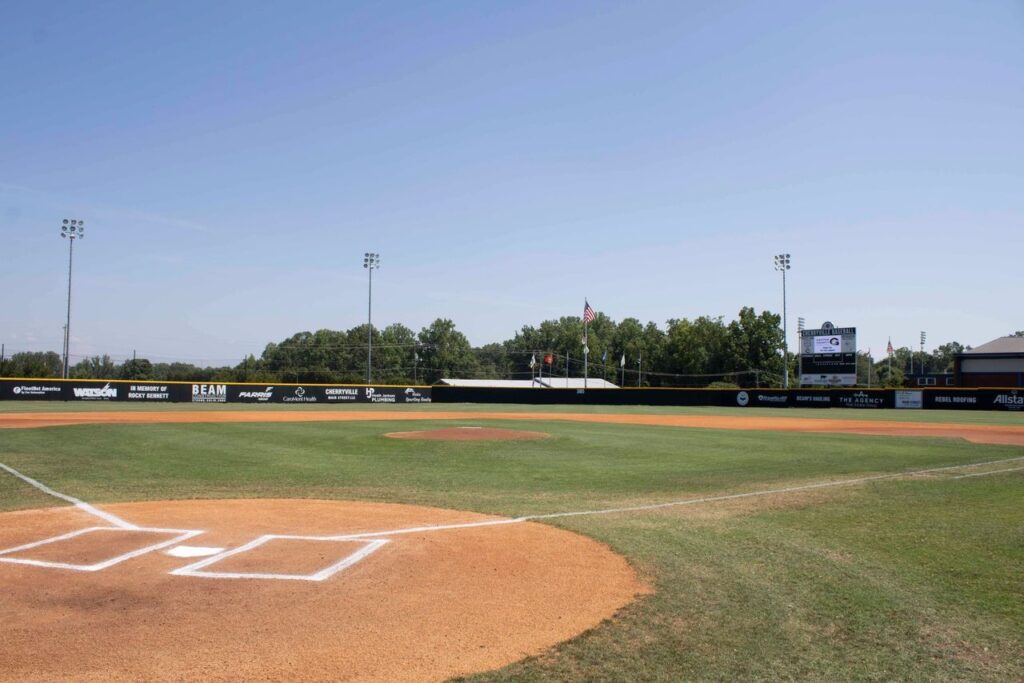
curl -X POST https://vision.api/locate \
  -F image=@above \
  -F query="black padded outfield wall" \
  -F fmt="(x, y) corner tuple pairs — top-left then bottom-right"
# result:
(1, 379), (1020, 410)
(0, 379), (432, 404)
(430, 386), (1020, 411)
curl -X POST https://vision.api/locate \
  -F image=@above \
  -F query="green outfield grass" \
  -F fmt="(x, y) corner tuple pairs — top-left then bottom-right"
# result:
(0, 413), (1021, 681)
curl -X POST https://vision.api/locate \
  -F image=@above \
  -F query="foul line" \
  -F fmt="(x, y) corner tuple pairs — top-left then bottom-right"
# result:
(0, 462), (137, 530)
(1, 455), (1021, 580)
(327, 455), (1024, 541)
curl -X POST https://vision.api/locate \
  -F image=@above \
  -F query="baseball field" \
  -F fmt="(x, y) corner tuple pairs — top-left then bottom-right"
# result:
(1, 402), (1022, 681)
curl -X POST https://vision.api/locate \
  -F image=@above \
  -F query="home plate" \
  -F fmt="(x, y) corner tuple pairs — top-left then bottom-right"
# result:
(166, 546), (225, 558)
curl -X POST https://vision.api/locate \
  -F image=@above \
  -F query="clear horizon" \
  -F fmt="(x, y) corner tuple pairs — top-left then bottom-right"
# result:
(2, 1), (1021, 367)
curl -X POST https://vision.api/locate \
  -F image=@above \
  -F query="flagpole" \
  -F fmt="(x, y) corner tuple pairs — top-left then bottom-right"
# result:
(583, 299), (588, 390)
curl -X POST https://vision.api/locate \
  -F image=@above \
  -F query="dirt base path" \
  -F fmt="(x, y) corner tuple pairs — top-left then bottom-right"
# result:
(1, 410), (1021, 445)
(0, 499), (646, 682)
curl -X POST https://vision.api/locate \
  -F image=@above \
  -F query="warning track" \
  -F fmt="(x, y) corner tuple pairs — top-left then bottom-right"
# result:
(1, 409), (1021, 445)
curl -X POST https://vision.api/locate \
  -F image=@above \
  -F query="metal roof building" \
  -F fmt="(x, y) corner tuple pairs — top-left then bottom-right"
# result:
(436, 378), (620, 389)
(954, 336), (1024, 387)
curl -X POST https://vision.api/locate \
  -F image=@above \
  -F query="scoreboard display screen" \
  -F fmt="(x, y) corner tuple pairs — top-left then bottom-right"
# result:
(800, 353), (856, 375)
(799, 323), (857, 386)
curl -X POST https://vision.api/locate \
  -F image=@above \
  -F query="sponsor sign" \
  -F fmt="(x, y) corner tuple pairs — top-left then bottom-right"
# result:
(895, 390), (923, 409)
(792, 391), (832, 408)
(282, 386), (318, 403)
(735, 391), (750, 407)
(324, 387), (360, 402)
(10, 384), (63, 398)
(402, 387), (431, 403)
(236, 386), (275, 402)
(127, 384), (171, 401)
(833, 390), (888, 409)
(991, 390), (1023, 411)
(813, 335), (843, 354)
(192, 384), (227, 403)
(71, 382), (118, 400)
(365, 387), (396, 404)
(751, 392), (790, 407)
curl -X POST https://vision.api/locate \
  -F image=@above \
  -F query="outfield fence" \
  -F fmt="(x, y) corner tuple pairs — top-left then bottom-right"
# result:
(1, 378), (1022, 411)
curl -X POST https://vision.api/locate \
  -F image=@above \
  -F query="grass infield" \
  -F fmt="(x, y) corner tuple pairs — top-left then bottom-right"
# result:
(0, 404), (1021, 681)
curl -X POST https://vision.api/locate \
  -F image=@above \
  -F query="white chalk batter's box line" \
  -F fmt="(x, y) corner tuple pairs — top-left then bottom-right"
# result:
(170, 535), (389, 581)
(0, 526), (203, 572)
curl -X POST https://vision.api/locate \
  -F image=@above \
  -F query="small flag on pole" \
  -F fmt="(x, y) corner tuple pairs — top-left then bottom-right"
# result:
(529, 354), (536, 369)
(601, 350), (607, 363)
(886, 339), (894, 355)
(582, 300), (596, 324)
(620, 353), (626, 368)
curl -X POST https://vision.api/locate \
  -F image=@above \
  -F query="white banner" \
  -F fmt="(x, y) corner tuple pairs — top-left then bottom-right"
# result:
(813, 335), (842, 353)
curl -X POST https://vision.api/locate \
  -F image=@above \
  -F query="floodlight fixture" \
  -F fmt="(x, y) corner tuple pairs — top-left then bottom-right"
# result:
(773, 253), (792, 388)
(363, 252), (381, 383)
(59, 218), (86, 378)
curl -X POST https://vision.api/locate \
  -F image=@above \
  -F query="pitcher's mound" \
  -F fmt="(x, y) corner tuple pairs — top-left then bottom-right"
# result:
(385, 426), (550, 441)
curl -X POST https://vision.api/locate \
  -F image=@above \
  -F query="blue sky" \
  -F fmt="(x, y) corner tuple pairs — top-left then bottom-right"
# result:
(2, 1), (1021, 366)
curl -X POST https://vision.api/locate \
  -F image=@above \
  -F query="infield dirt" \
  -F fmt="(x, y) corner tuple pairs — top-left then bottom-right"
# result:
(1, 410), (1021, 445)
(0, 499), (646, 682)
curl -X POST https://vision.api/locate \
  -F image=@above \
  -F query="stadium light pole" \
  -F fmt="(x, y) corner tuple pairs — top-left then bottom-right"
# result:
(773, 253), (791, 389)
(60, 219), (84, 379)
(920, 331), (926, 376)
(363, 252), (380, 384)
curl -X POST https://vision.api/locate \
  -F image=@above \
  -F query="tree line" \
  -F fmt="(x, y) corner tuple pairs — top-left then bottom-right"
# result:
(3, 319), (1017, 388)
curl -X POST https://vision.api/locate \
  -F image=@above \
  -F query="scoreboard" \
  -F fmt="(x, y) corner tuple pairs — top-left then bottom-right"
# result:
(799, 322), (857, 386)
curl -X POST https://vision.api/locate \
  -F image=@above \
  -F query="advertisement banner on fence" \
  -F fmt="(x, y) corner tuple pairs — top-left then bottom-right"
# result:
(832, 390), (892, 409)
(790, 391), (833, 408)
(126, 384), (173, 401)
(733, 390), (790, 408)
(921, 389), (1023, 411)
(69, 382), (119, 401)
(2, 382), (64, 400)
(895, 390), (923, 409)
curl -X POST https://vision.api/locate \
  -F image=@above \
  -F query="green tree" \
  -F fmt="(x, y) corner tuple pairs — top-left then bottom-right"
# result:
(5, 351), (63, 378)
(725, 307), (784, 383)
(70, 354), (117, 379)
(929, 341), (964, 374)
(119, 358), (154, 380)
(663, 316), (729, 383)
(474, 343), (511, 380)
(418, 319), (478, 383)
(374, 324), (417, 384)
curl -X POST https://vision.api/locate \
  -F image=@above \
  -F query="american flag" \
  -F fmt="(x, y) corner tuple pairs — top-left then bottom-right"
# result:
(886, 339), (894, 355)
(582, 300), (596, 324)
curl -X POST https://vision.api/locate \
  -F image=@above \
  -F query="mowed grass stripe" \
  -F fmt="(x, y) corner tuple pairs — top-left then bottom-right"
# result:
(0, 419), (1018, 515)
